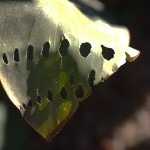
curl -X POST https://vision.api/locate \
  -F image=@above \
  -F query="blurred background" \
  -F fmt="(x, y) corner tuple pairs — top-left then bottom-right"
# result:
(0, 0), (150, 150)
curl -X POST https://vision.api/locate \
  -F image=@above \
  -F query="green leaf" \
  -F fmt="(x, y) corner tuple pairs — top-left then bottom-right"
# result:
(0, 0), (140, 141)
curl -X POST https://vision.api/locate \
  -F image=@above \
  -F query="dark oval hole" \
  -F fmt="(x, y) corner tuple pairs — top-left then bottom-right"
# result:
(27, 45), (34, 60)
(47, 90), (53, 101)
(59, 38), (69, 57)
(37, 96), (41, 104)
(27, 100), (33, 107)
(60, 87), (67, 100)
(23, 103), (26, 109)
(88, 70), (96, 88)
(101, 45), (115, 60)
(75, 85), (84, 98)
(42, 42), (50, 58)
(70, 71), (75, 86)
(14, 48), (20, 62)
(79, 42), (91, 58)
(2, 53), (8, 64)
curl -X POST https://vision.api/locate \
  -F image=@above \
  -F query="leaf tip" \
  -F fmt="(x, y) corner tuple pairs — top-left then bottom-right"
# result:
(125, 47), (140, 62)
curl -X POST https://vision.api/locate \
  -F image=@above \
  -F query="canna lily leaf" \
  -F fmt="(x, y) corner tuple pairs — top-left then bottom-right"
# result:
(0, 0), (140, 141)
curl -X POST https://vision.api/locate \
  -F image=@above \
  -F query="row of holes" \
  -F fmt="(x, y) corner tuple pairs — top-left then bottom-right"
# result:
(2, 39), (115, 64)
(24, 68), (95, 108)
(2, 42), (50, 64)
(58, 41), (115, 60)
(23, 84), (85, 109)
(23, 68), (95, 109)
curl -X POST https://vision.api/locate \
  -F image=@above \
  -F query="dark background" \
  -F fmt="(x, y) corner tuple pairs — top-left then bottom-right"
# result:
(0, 0), (150, 150)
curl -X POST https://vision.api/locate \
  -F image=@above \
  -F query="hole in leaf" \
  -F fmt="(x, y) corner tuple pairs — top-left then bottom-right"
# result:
(37, 96), (41, 104)
(27, 45), (34, 60)
(47, 90), (53, 101)
(59, 38), (69, 57)
(42, 42), (50, 58)
(23, 103), (26, 109)
(79, 42), (91, 57)
(75, 85), (84, 98)
(88, 70), (96, 87)
(101, 45), (115, 60)
(14, 48), (20, 62)
(27, 100), (32, 107)
(2, 53), (8, 64)
(60, 87), (67, 100)
(70, 71), (75, 86)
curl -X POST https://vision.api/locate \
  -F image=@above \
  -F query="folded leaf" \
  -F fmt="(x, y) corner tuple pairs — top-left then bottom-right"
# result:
(0, 0), (140, 141)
